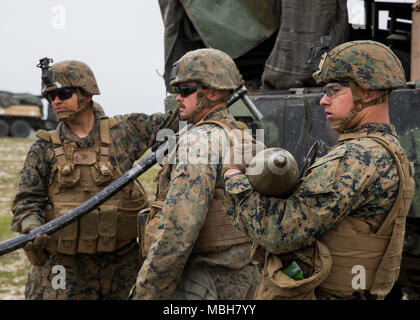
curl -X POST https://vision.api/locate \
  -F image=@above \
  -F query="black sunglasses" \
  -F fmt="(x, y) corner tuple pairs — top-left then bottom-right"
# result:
(175, 85), (208, 98)
(47, 87), (76, 102)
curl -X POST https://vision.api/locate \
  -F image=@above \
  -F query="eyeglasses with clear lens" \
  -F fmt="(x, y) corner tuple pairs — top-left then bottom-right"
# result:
(47, 87), (76, 102)
(323, 81), (349, 97)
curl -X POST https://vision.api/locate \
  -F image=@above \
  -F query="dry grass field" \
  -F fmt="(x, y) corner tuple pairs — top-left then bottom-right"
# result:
(0, 136), (158, 300)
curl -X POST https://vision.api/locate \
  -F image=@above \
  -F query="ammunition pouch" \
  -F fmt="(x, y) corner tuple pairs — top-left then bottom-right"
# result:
(255, 241), (332, 300)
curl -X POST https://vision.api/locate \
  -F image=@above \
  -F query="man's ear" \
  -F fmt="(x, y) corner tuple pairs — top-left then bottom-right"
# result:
(205, 88), (221, 101)
(360, 89), (382, 104)
(78, 88), (92, 102)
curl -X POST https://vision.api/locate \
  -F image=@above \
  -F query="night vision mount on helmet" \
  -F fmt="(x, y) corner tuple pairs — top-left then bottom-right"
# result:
(37, 57), (57, 91)
(39, 58), (100, 98)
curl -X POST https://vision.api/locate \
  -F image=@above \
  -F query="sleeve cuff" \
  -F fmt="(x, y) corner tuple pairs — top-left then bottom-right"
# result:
(223, 172), (242, 183)
(20, 215), (42, 232)
(224, 173), (254, 195)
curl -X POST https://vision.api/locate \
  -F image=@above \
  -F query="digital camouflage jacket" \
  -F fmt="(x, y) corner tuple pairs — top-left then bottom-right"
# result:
(224, 123), (400, 254)
(133, 107), (259, 300)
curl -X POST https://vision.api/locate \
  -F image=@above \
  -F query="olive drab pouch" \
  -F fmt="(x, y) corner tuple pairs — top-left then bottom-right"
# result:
(255, 240), (332, 300)
(249, 242), (266, 264)
(56, 209), (78, 255)
(117, 206), (139, 241)
(97, 205), (119, 252)
(137, 207), (151, 248)
(93, 117), (114, 185)
(91, 165), (113, 186)
(57, 166), (80, 189)
(78, 209), (99, 254)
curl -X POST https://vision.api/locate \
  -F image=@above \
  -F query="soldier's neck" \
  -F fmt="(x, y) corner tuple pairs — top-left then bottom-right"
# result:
(65, 109), (95, 138)
(199, 104), (225, 121)
(354, 102), (390, 129)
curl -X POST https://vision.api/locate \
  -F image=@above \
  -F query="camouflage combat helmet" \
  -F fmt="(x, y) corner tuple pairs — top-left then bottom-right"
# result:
(170, 48), (243, 90)
(313, 40), (406, 90)
(41, 60), (100, 97)
(312, 40), (406, 133)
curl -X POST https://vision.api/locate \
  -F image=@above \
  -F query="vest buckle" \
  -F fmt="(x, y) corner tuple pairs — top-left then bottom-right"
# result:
(99, 164), (111, 176)
(61, 163), (72, 175)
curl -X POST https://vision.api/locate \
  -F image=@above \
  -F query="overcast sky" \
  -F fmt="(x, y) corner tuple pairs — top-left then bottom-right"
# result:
(0, 0), (415, 118)
(0, 0), (166, 116)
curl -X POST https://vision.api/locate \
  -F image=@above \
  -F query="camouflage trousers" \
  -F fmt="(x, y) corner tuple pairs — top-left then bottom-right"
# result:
(171, 263), (261, 300)
(25, 241), (141, 300)
(25, 264), (46, 300)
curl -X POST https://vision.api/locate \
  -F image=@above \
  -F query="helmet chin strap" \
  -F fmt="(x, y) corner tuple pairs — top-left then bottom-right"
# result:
(331, 80), (389, 133)
(184, 85), (231, 124)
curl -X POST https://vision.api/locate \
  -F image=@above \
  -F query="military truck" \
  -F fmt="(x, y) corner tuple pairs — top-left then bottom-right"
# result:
(159, 0), (420, 299)
(0, 91), (57, 138)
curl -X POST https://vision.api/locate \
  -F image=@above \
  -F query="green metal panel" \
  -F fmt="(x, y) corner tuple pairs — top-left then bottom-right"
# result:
(180, 0), (278, 58)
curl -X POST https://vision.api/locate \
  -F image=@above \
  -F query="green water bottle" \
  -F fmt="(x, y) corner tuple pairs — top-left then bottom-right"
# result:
(282, 261), (303, 280)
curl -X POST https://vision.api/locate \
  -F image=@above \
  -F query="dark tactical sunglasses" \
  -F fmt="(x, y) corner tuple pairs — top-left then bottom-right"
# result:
(175, 85), (208, 98)
(47, 87), (76, 102)
(323, 81), (350, 97)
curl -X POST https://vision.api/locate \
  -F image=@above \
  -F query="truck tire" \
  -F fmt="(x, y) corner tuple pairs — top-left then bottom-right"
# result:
(0, 119), (9, 137)
(10, 119), (31, 138)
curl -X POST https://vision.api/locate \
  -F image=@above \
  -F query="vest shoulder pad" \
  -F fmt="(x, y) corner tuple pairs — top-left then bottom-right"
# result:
(108, 116), (120, 128)
(235, 120), (248, 130)
(36, 129), (51, 142)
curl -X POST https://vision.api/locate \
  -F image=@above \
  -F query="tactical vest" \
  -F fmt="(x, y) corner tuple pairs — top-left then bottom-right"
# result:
(37, 117), (148, 255)
(141, 119), (251, 257)
(317, 131), (415, 299)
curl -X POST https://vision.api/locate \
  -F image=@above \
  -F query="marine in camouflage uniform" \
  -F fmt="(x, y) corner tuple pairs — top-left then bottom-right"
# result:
(23, 102), (106, 300)
(131, 49), (261, 300)
(223, 41), (415, 299)
(11, 60), (179, 300)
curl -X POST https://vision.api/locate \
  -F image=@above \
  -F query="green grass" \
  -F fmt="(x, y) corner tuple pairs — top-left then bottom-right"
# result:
(0, 200), (28, 299)
(135, 149), (160, 198)
(0, 254), (29, 291)
(0, 138), (36, 299)
(0, 216), (14, 241)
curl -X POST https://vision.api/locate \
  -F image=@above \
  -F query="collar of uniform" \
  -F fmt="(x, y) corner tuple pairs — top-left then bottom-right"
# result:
(58, 111), (101, 148)
(202, 107), (232, 122)
(343, 123), (397, 138)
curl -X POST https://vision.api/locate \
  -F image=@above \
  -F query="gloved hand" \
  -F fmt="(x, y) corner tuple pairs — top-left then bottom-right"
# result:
(21, 223), (50, 267)
(222, 129), (265, 178)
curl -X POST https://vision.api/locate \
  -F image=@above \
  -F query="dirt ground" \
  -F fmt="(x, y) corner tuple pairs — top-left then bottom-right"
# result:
(0, 137), (34, 300)
(0, 136), (158, 300)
